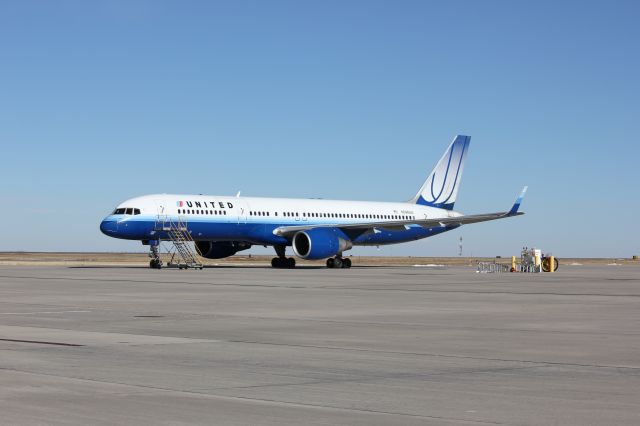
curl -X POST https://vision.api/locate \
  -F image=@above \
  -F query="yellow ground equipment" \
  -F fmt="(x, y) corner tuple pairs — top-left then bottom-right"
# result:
(542, 255), (559, 272)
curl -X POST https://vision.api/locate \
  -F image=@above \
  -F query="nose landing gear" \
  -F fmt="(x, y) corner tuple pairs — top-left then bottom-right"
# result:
(149, 244), (162, 269)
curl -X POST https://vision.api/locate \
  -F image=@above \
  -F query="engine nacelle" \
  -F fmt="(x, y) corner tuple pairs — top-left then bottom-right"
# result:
(195, 241), (251, 259)
(292, 228), (352, 260)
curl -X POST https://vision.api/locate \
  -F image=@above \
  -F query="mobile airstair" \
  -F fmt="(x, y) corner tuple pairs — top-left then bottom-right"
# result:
(150, 217), (203, 270)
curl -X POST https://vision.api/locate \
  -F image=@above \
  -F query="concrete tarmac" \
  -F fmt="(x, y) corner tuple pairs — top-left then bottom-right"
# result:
(0, 264), (639, 425)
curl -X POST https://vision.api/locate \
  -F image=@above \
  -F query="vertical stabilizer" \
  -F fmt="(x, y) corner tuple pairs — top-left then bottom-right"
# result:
(409, 135), (470, 210)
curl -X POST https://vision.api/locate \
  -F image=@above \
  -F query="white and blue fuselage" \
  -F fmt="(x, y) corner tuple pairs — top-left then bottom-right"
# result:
(100, 135), (526, 267)
(100, 194), (463, 246)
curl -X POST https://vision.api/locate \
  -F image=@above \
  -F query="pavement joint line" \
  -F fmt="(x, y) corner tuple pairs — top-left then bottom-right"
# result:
(0, 338), (84, 347)
(226, 339), (640, 371)
(1, 274), (639, 297)
(0, 367), (515, 425)
(2, 324), (636, 370)
(201, 365), (542, 392)
(0, 310), (92, 315)
(168, 313), (640, 337)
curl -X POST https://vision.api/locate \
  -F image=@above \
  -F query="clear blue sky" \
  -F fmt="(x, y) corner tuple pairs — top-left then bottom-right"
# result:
(1, 1), (638, 257)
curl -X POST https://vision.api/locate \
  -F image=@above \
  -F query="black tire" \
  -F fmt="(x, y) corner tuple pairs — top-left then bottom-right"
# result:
(342, 258), (352, 268)
(271, 257), (279, 268)
(287, 258), (296, 268)
(150, 260), (155, 269)
(333, 258), (343, 269)
(553, 258), (559, 272)
(326, 258), (335, 268)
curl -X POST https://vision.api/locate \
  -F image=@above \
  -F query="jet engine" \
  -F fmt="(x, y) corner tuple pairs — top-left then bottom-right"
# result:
(195, 241), (251, 259)
(292, 228), (352, 260)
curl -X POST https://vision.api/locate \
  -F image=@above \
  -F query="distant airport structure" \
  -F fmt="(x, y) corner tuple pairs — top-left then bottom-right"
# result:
(100, 135), (527, 269)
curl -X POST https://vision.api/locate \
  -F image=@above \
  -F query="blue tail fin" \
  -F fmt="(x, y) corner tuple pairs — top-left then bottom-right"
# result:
(409, 135), (470, 210)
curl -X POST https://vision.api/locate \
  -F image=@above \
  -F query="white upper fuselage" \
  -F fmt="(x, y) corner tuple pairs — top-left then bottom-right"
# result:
(116, 193), (460, 226)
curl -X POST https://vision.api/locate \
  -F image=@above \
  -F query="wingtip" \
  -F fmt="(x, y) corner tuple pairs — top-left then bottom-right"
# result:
(508, 186), (528, 216)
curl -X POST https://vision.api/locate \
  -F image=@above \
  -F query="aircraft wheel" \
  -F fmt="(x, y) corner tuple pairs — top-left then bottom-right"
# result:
(333, 258), (343, 269)
(342, 258), (352, 268)
(271, 257), (279, 268)
(287, 257), (296, 268)
(150, 259), (162, 269)
(326, 258), (335, 268)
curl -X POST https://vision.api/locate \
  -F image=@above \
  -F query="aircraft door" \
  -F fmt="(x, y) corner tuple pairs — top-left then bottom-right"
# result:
(154, 199), (168, 230)
(237, 200), (248, 225)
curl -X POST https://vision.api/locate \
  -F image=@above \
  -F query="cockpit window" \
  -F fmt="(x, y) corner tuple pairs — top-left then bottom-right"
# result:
(113, 207), (140, 215)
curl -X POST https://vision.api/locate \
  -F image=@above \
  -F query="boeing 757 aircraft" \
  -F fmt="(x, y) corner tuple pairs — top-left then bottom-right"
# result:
(100, 135), (527, 268)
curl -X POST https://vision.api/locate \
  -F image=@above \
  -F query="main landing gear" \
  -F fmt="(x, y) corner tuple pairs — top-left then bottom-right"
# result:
(271, 245), (296, 268)
(326, 255), (351, 269)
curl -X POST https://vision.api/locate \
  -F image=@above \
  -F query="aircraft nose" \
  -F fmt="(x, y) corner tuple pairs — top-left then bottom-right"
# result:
(100, 219), (117, 236)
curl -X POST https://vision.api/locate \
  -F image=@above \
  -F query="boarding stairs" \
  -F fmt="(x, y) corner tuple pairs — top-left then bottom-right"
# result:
(155, 216), (203, 269)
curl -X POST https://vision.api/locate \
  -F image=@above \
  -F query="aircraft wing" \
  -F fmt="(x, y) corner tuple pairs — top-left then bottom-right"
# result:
(273, 187), (527, 238)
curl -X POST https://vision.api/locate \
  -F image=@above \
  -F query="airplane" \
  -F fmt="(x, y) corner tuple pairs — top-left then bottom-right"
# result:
(100, 135), (527, 269)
